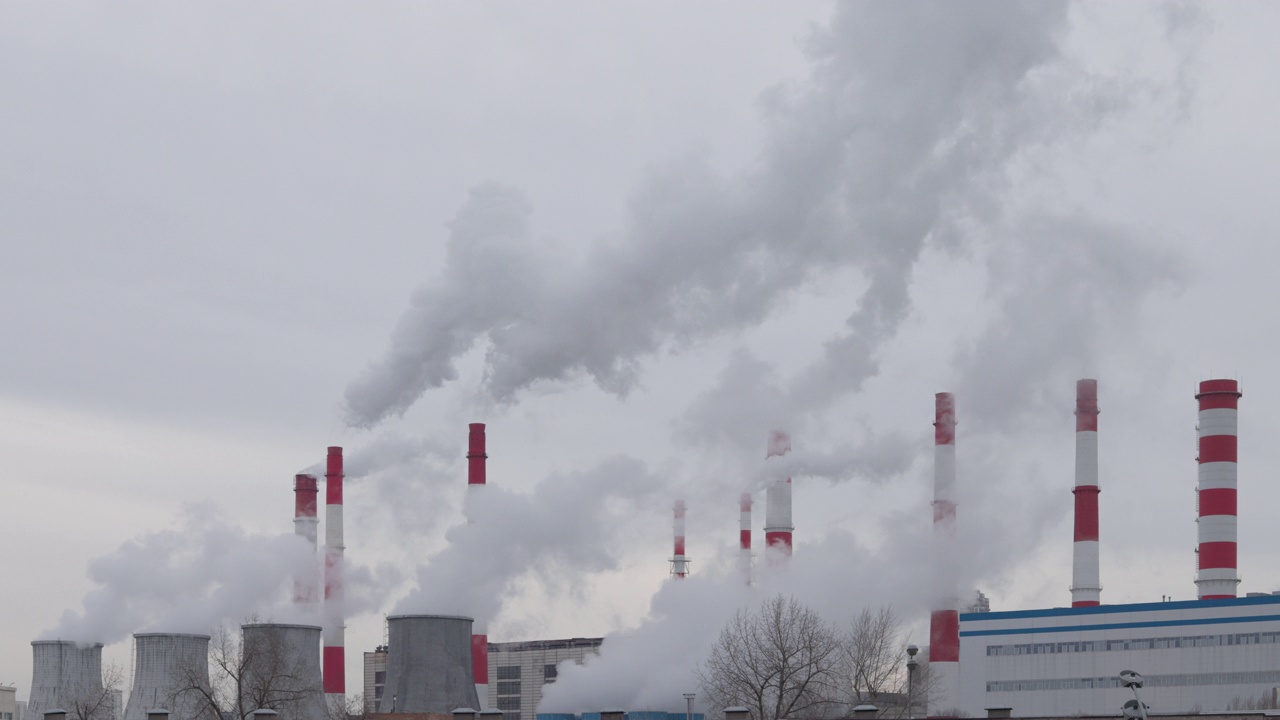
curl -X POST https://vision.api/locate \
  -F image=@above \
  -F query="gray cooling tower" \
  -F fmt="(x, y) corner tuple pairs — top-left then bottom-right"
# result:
(240, 623), (325, 720)
(27, 641), (106, 720)
(378, 615), (479, 714)
(122, 633), (211, 720)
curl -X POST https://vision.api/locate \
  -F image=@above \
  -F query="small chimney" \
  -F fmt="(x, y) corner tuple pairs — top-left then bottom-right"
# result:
(454, 707), (479, 720)
(853, 705), (879, 719)
(764, 431), (794, 557)
(324, 446), (346, 700)
(145, 712), (171, 720)
(43, 712), (68, 720)
(601, 710), (626, 720)
(724, 708), (750, 720)
(672, 499), (689, 578)
(986, 708), (1012, 719)
(479, 710), (504, 720)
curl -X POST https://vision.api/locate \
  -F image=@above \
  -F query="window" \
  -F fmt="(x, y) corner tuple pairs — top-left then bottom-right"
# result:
(375, 670), (386, 684)
(497, 665), (522, 680)
(497, 681), (522, 695)
(498, 696), (522, 711)
(545, 664), (559, 681)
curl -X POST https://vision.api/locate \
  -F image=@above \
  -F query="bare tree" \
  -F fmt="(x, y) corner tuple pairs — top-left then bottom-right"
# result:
(173, 620), (323, 720)
(699, 595), (844, 720)
(66, 662), (124, 720)
(836, 607), (932, 718)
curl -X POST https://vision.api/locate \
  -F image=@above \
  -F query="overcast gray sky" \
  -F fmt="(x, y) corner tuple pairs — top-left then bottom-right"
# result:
(4, 1), (1280, 709)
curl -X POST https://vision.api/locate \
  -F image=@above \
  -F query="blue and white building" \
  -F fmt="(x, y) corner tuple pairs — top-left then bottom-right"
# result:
(958, 595), (1280, 716)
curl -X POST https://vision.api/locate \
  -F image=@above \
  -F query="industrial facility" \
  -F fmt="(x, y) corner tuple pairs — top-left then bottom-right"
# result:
(15, 378), (1280, 720)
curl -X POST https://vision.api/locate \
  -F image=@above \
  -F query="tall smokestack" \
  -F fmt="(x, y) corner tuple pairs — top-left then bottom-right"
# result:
(294, 474), (319, 605)
(764, 431), (793, 557)
(324, 447), (345, 704)
(671, 499), (689, 578)
(467, 423), (489, 708)
(929, 392), (959, 718)
(1071, 380), (1101, 607)
(739, 492), (753, 585)
(1196, 379), (1242, 599)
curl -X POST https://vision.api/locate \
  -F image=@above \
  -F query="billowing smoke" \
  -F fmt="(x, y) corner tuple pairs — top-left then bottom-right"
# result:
(393, 456), (668, 622)
(343, 3), (1093, 429)
(43, 504), (315, 644)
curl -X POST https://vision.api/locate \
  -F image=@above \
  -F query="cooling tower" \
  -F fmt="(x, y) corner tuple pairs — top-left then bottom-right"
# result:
(378, 615), (480, 714)
(27, 641), (106, 720)
(123, 633), (211, 720)
(240, 623), (325, 720)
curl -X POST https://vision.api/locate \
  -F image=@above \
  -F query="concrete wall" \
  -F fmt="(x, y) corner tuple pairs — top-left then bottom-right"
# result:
(27, 641), (106, 720)
(122, 633), (210, 720)
(379, 615), (479, 714)
(241, 623), (325, 720)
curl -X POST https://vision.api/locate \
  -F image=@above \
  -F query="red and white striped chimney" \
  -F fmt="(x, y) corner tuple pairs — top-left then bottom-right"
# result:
(1196, 379), (1242, 599)
(1071, 379), (1101, 607)
(467, 423), (490, 707)
(323, 447), (345, 704)
(764, 431), (793, 557)
(739, 492), (753, 585)
(672, 499), (689, 578)
(293, 474), (319, 605)
(929, 392), (959, 718)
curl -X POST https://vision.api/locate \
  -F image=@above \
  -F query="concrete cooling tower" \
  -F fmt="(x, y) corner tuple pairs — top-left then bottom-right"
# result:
(240, 623), (325, 720)
(27, 641), (107, 719)
(122, 633), (211, 720)
(378, 615), (480, 714)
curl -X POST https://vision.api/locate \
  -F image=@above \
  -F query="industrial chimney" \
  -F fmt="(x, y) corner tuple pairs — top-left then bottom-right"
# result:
(323, 447), (345, 705)
(467, 423), (490, 708)
(764, 431), (793, 557)
(1071, 379), (1101, 607)
(739, 492), (753, 585)
(929, 392), (960, 718)
(1196, 379), (1242, 599)
(378, 615), (481, 714)
(122, 633), (211, 720)
(293, 474), (319, 606)
(26, 641), (105, 720)
(671, 499), (689, 578)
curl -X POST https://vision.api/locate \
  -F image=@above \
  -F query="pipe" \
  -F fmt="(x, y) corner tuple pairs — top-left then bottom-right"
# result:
(672, 499), (689, 578)
(1196, 379), (1242, 599)
(324, 447), (345, 701)
(928, 392), (959, 718)
(764, 431), (793, 556)
(294, 474), (319, 605)
(739, 492), (753, 585)
(467, 423), (489, 708)
(1071, 379), (1101, 607)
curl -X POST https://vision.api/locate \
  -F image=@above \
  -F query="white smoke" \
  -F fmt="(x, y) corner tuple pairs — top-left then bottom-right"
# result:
(393, 456), (669, 622)
(42, 504), (316, 644)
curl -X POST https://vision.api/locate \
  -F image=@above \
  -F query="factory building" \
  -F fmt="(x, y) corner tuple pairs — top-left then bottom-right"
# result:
(947, 379), (1280, 717)
(959, 595), (1280, 716)
(486, 638), (604, 720)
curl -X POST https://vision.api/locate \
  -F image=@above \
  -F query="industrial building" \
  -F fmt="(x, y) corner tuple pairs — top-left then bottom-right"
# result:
(486, 638), (604, 720)
(936, 379), (1280, 717)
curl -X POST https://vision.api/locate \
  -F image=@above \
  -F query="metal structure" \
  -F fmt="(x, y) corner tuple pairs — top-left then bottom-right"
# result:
(906, 644), (919, 720)
(27, 641), (105, 720)
(1196, 379), (1242, 599)
(468, 422), (490, 708)
(764, 431), (793, 557)
(739, 492), (752, 585)
(293, 474), (319, 606)
(122, 633), (211, 720)
(241, 623), (325, 720)
(671, 500), (689, 578)
(1071, 379), (1102, 607)
(928, 392), (960, 718)
(378, 615), (480, 714)
(323, 446), (346, 702)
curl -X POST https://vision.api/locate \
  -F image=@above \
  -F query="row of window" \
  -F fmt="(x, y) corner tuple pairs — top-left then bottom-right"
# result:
(987, 631), (1280, 656)
(498, 697), (522, 710)
(988, 670), (1280, 693)
(495, 664), (562, 682)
